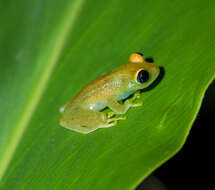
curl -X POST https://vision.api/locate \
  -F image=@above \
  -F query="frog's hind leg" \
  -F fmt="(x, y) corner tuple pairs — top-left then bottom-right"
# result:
(60, 122), (97, 134)
(60, 109), (110, 134)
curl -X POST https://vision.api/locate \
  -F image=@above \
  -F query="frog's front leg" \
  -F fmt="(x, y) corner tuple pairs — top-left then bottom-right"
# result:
(106, 91), (143, 114)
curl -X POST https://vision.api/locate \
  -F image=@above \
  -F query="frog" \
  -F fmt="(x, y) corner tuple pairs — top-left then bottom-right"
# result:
(59, 53), (160, 134)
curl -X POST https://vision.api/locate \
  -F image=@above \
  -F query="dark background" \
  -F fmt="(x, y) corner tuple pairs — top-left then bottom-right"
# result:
(138, 80), (215, 190)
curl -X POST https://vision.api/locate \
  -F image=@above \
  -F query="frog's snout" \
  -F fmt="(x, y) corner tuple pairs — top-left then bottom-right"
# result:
(151, 64), (160, 79)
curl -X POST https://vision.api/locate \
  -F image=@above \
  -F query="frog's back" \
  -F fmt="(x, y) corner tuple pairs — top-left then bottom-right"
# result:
(66, 67), (124, 110)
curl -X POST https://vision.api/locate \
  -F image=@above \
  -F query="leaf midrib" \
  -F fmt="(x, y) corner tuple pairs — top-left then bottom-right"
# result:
(0, 0), (85, 180)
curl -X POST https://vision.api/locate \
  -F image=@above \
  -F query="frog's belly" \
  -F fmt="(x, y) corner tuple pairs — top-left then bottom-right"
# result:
(83, 91), (136, 111)
(117, 90), (135, 101)
(87, 101), (107, 111)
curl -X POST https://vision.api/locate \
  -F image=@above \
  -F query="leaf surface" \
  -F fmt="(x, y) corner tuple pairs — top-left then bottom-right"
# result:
(0, 0), (214, 189)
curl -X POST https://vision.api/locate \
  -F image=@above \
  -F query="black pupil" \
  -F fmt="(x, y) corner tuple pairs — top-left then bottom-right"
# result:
(137, 70), (149, 83)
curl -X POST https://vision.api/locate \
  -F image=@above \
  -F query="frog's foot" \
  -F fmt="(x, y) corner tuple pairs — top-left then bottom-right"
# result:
(107, 111), (115, 118)
(99, 120), (118, 128)
(107, 116), (126, 123)
(131, 102), (143, 107)
(125, 91), (143, 108)
(126, 100), (143, 108)
(100, 116), (126, 128)
(131, 91), (141, 101)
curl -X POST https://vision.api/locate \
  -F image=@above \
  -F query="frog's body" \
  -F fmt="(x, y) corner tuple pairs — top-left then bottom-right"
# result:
(60, 53), (160, 134)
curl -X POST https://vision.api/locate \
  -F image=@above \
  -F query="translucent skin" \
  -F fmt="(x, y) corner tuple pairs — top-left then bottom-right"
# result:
(59, 53), (160, 134)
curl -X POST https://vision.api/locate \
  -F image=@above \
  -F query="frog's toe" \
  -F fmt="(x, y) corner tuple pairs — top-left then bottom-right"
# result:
(131, 101), (143, 107)
(107, 116), (126, 123)
(100, 120), (117, 128)
(134, 91), (141, 99)
(135, 93), (141, 99)
(118, 116), (127, 120)
(107, 111), (115, 118)
(109, 120), (118, 127)
(129, 91), (141, 102)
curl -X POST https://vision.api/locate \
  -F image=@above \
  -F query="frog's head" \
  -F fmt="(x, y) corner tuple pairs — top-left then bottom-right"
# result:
(123, 53), (160, 91)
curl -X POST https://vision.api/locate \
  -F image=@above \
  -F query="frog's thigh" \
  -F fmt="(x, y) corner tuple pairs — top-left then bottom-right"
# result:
(106, 99), (129, 114)
(61, 122), (96, 134)
(60, 109), (107, 134)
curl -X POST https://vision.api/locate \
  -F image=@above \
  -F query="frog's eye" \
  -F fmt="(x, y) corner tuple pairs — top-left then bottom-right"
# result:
(136, 70), (149, 84)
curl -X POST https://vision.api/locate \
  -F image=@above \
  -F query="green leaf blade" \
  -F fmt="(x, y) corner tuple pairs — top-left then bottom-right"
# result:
(0, 0), (215, 189)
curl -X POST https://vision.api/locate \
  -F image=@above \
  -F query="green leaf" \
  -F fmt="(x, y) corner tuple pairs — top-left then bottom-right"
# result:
(0, 0), (214, 189)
